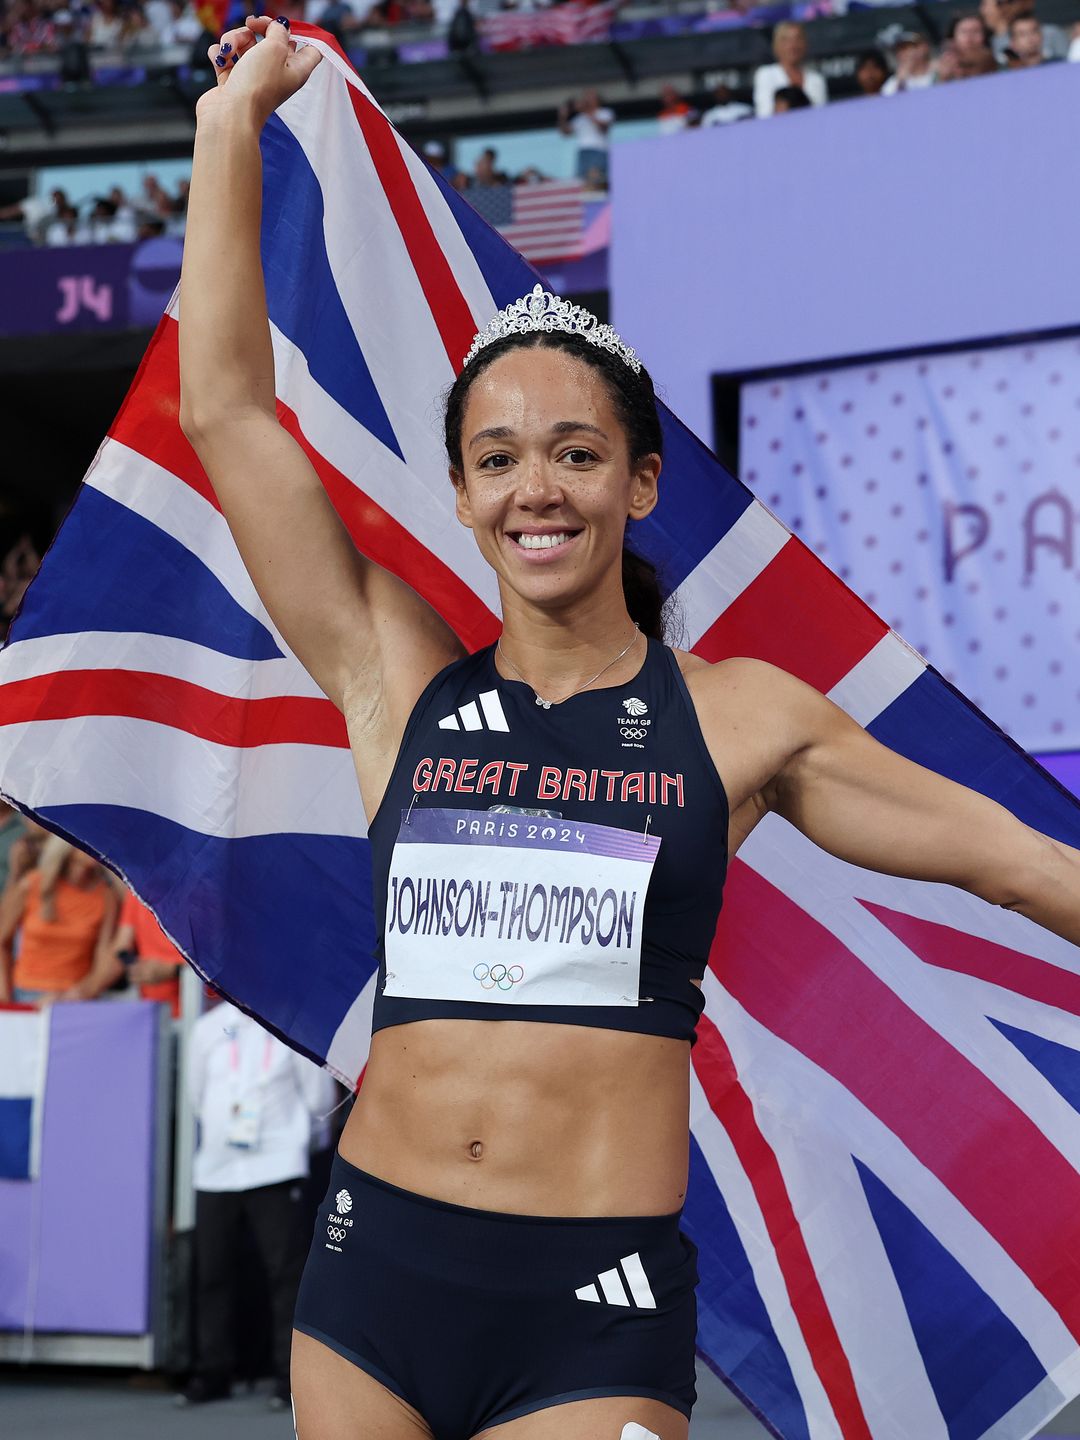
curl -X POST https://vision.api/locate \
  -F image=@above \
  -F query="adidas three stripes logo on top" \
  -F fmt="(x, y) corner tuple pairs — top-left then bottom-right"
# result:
(575, 1252), (656, 1309)
(438, 690), (510, 732)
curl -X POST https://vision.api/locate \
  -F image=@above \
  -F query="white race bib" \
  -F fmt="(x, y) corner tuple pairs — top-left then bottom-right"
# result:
(384, 808), (661, 1007)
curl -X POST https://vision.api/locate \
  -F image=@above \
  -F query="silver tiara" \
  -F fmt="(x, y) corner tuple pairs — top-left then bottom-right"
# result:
(463, 284), (641, 374)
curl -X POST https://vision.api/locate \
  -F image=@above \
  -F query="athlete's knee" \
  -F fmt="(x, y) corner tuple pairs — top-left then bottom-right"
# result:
(620, 1424), (660, 1440)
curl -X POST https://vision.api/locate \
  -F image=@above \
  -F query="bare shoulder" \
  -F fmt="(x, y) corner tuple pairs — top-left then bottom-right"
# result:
(671, 650), (820, 717)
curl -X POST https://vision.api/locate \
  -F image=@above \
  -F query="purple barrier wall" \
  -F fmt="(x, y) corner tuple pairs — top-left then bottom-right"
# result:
(0, 1002), (159, 1334)
(611, 65), (1080, 441)
(0, 237), (183, 338)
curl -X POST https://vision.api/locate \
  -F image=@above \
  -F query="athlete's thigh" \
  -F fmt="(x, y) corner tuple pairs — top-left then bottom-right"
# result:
(292, 1329), (434, 1440)
(475, 1396), (690, 1440)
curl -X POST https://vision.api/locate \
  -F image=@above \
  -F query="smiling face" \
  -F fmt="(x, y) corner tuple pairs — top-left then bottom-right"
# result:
(451, 345), (660, 620)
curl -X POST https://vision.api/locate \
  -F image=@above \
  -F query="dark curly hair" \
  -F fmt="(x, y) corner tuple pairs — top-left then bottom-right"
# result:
(443, 330), (667, 640)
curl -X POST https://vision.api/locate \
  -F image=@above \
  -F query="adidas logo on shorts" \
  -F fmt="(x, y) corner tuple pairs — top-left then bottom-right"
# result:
(438, 690), (510, 733)
(574, 1252), (656, 1309)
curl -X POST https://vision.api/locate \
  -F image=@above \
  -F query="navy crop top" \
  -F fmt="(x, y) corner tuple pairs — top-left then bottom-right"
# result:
(367, 639), (729, 1043)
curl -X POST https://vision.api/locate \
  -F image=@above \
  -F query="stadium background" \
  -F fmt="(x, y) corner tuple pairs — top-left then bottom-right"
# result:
(1, 0), (1079, 1433)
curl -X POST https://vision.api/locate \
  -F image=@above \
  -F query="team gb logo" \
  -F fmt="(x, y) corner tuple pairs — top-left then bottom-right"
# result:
(335, 1189), (353, 1215)
(623, 698), (648, 716)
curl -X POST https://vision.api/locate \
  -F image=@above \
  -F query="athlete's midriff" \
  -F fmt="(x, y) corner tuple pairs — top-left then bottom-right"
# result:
(339, 1017), (692, 1216)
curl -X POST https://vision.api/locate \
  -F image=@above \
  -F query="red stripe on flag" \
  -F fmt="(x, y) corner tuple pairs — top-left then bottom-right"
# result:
(107, 317), (221, 511)
(0, 669), (349, 749)
(276, 402), (500, 653)
(345, 87), (479, 373)
(692, 539), (886, 692)
(712, 861), (1080, 1337)
(103, 315), (497, 654)
(862, 901), (1080, 1018)
(694, 1014), (874, 1440)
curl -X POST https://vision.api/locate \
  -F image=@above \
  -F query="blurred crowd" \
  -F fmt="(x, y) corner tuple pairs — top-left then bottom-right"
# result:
(0, 172), (189, 245)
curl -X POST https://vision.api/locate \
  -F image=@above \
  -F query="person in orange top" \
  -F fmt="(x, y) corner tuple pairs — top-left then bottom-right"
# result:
(0, 836), (120, 1006)
(105, 890), (187, 1018)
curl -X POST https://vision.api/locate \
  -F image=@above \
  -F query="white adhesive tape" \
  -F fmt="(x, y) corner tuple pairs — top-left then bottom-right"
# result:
(620, 1425), (661, 1440)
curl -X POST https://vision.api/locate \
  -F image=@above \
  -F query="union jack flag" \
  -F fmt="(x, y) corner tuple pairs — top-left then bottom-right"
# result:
(1, 28), (1080, 1440)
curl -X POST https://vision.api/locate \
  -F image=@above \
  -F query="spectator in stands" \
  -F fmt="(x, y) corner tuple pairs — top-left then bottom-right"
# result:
(179, 997), (340, 1409)
(0, 836), (120, 1006)
(470, 146), (509, 188)
(699, 81), (753, 126)
(108, 184), (139, 236)
(754, 21), (827, 117)
(421, 138), (459, 186)
(980, 0), (1068, 60)
(656, 82), (694, 134)
(853, 48), (890, 96)
(773, 84), (812, 113)
(86, 196), (125, 243)
(44, 202), (87, 246)
(0, 188), (67, 245)
(882, 31), (935, 93)
(558, 89), (614, 182)
(4, 0), (56, 54)
(3, 820), (47, 894)
(0, 802), (28, 897)
(0, 532), (40, 630)
(156, 0), (205, 47)
(1070, 22), (1080, 60)
(944, 12), (998, 75)
(100, 888), (186, 1016)
(1005, 12), (1053, 64)
(446, 0), (477, 54)
(53, 8), (92, 81)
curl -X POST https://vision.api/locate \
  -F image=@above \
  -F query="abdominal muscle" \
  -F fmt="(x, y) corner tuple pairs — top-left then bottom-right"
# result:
(339, 1016), (693, 1217)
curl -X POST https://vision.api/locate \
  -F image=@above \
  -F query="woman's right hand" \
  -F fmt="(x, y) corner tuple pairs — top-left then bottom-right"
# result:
(198, 13), (322, 129)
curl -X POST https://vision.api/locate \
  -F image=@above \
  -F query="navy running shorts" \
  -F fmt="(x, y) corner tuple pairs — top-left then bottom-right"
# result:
(293, 1151), (698, 1439)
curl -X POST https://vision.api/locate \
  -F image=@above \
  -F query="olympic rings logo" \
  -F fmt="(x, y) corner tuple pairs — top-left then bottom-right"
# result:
(620, 726), (647, 740)
(473, 963), (525, 991)
(327, 1225), (347, 1242)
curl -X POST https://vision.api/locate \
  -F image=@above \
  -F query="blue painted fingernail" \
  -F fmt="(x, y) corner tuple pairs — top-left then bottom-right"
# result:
(220, 40), (232, 52)
(215, 53), (226, 66)
(231, 52), (239, 62)
(276, 14), (290, 26)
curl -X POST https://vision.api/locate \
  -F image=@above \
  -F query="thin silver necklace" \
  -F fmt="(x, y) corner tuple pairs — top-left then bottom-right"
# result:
(497, 626), (641, 709)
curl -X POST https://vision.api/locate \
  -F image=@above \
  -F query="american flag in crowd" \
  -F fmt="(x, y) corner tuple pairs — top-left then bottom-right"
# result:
(480, 0), (617, 52)
(2, 28), (1080, 1440)
(464, 178), (585, 265)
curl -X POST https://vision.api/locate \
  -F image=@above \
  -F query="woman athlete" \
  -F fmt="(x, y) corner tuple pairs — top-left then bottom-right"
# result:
(179, 18), (1080, 1440)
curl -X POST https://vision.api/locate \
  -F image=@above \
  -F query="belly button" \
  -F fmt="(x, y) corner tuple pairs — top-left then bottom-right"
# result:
(468, 1140), (484, 1161)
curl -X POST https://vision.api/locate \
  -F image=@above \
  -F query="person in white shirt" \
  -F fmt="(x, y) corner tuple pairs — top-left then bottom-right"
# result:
(753, 21), (828, 116)
(179, 1000), (340, 1411)
(882, 31), (936, 93)
(700, 81), (754, 126)
(558, 89), (615, 181)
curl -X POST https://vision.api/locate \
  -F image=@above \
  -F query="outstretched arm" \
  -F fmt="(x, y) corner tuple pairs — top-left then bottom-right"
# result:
(758, 664), (1080, 945)
(178, 17), (462, 811)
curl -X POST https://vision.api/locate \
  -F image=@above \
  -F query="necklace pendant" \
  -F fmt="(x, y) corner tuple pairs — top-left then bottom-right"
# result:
(536, 697), (552, 709)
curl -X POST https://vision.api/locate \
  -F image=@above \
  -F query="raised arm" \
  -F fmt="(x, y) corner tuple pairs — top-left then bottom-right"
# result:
(692, 657), (1080, 946)
(178, 17), (463, 811)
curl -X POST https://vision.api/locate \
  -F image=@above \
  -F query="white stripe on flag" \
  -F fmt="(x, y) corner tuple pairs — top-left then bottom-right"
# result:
(619, 1252), (657, 1309)
(827, 633), (926, 728)
(689, 1064), (838, 1440)
(326, 970), (377, 1088)
(676, 503), (790, 650)
(0, 632), (324, 701)
(266, 322), (502, 617)
(0, 1009), (50, 1181)
(87, 440), (282, 639)
(0, 718), (367, 839)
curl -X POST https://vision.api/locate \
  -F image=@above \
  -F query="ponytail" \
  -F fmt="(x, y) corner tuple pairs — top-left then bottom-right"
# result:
(622, 545), (666, 641)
